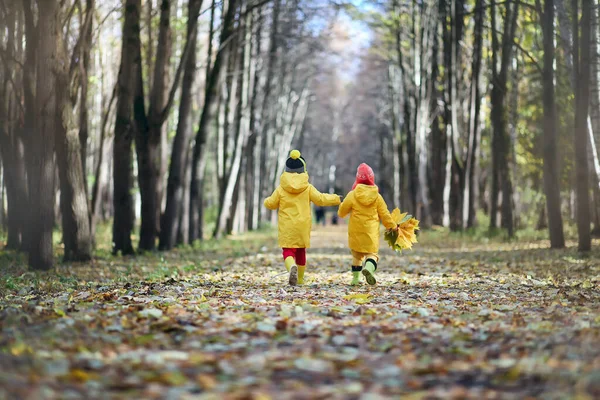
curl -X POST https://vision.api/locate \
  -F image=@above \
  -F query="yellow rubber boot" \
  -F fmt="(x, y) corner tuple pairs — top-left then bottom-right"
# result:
(284, 256), (295, 272)
(297, 265), (306, 285)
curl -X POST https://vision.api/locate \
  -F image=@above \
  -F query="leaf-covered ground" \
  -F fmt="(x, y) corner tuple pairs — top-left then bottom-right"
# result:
(0, 226), (599, 399)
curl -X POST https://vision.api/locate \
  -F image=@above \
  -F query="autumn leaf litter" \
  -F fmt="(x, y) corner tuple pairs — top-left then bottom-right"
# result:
(0, 227), (599, 399)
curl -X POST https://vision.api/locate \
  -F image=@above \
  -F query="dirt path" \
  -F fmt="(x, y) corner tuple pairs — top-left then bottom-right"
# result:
(0, 227), (599, 399)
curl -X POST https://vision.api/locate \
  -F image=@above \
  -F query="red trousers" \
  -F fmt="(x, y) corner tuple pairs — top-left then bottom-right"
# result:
(282, 248), (306, 265)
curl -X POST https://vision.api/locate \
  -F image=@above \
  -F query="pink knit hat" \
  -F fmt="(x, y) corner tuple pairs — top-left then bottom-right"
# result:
(352, 163), (375, 190)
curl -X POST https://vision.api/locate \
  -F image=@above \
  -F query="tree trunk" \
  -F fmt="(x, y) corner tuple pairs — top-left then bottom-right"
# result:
(465, 0), (484, 229)
(0, 163), (4, 232)
(246, 8), (263, 231)
(135, 0), (200, 250)
(592, 181), (600, 236)
(20, 0), (38, 253)
(0, 3), (28, 250)
(405, 1), (419, 217)
(573, 0), (592, 251)
(258, 0), (281, 223)
(112, 0), (141, 256)
(55, 36), (92, 261)
(186, 0), (215, 242)
(27, 0), (59, 270)
(406, 97), (418, 216)
(489, 0), (500, 231)
(489, 0), (518, 237)
(146, 0), (154, 88)
(215, 31), (240, 214)
(446, 0), (467, 232)
(91, 86), (117, 237)
(245, 135), (258, 231)
(541, 0), (566, 248)
(0, 135), (28, 250)
(176, 147), (192, 245)
(159, 0), (203, 250)
(226, 162), (242, 235)
(133, 90), (160, 252)
(52, 0), (96, 261)
(189, 0), (239, 242)
(215, 6), (252, 238)
(429, 7), (445, 226)
(390, 11), (407, 210)
(134, 0), (172, 251)
(79, 0), (95, 181)
(589, 0), (600, 225)
(448, 159), (464, 231)
(536, 199), (548, 230)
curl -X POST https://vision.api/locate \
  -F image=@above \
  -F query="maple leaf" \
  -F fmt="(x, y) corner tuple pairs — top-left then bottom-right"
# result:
(343, 293), (372, 304)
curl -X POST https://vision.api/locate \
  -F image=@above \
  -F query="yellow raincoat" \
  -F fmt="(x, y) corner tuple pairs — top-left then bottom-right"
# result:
(338, 184), (396, 254)
(264, 172), (340, 248)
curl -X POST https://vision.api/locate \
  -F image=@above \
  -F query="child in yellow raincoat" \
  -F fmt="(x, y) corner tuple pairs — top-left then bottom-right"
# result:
(264, 150), (341, 286)
(338, 163), (398, 286)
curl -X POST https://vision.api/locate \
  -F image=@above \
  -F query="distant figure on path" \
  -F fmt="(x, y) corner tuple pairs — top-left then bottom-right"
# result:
(264, 150), (341, 286)
(338, 163), (398, 286)
(315, 206), (326, 226)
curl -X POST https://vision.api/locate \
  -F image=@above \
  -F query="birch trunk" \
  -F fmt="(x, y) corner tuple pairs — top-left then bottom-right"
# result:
(246, 8), (263, 231)
(465, 0), (484, 228)
(258, 0), (281, 222)
(215, 7), (254, 238)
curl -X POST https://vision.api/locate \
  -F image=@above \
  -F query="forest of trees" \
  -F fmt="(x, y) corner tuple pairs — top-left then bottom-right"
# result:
(0, 0), (599, 270)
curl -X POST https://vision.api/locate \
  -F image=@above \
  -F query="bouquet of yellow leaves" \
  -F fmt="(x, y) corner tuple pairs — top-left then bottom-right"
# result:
(384, 208), (420, 252)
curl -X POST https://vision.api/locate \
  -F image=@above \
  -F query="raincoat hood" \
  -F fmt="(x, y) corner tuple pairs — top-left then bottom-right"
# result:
(354, 184), (379, 206)
(280, 172), (309, 194)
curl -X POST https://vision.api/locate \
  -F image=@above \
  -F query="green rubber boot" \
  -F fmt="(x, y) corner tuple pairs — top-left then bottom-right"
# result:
(350, 266), (362, 286)
(362, 258), (377, 285)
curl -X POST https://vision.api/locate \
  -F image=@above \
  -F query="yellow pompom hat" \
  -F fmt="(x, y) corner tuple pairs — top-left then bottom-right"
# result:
(285, 149), (307, 173)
